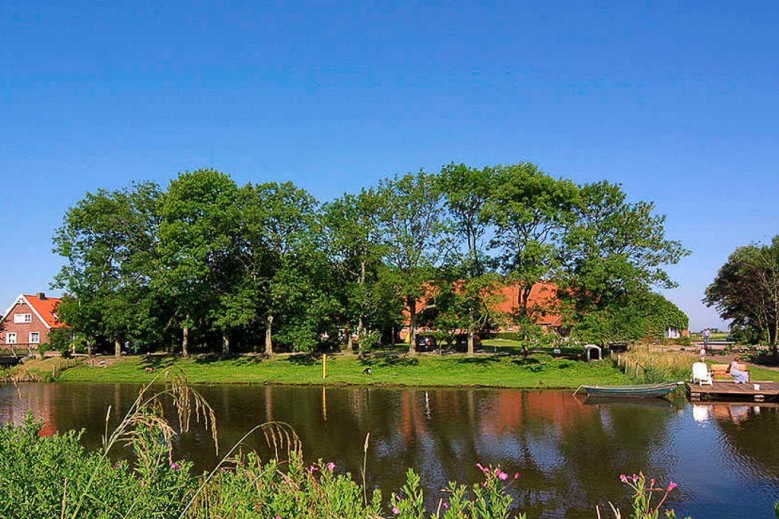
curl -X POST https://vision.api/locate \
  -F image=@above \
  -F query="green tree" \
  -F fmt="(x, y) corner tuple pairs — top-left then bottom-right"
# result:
(240, 182), (323, 355)
(374, 171), (447, 354)
(438, 163), (498, 355)
(157, 170), (240, 356)
(322, 189), (387, 353)
(560, 181), (688, 342)
(53, 182), (162, 357)
(705, 237), (779, 356)
(572, 289), (688, 346)
(485, 163), (578, 341)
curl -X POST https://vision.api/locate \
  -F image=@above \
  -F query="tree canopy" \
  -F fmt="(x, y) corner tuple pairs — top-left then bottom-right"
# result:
(52, 163), (687, 355)
(705, 236), (779, 356)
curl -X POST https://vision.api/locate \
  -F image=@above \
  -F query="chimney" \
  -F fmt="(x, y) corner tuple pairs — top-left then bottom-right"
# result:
(37, 292), (46, 300)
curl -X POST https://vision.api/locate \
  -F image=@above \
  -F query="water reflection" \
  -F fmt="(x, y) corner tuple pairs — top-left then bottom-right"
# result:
(0, 384), (777, 518)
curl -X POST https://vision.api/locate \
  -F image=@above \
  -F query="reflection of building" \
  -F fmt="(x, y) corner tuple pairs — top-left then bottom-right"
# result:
(1, 293), (65, 351)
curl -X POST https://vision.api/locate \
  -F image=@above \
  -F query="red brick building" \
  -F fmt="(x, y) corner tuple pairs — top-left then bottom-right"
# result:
(1, 293), (65, 352)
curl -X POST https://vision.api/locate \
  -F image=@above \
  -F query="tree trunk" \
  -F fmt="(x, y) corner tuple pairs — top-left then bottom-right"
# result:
(87, 340), (93, 357)
(345, 325), (353, 354)
(222, 332), (230, 355)
(265, 314), (274, 357)
(114, 339), (121, 358)
(467, 331), (475, 357)
(407, 296), (417, 355)
(182, 326), (189, 357)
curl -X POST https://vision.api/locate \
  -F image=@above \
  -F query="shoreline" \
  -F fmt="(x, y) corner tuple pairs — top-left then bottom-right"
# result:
(46, 353), (633, 388)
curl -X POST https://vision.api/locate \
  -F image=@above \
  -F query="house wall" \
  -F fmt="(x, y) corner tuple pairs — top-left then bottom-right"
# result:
(1, 300), (51, 350)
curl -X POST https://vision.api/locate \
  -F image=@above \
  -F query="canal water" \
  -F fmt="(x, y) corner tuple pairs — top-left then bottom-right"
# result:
(0, 383), (777, 518)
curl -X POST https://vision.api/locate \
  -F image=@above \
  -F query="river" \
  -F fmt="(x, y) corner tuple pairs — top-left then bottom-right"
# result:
(0, 383), (777, 518)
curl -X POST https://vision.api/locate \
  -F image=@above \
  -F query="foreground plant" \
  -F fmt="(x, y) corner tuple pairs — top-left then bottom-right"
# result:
(598, 472), (689, 519)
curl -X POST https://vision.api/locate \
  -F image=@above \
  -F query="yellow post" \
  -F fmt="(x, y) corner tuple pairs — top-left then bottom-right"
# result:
(323, 353), (327, 379)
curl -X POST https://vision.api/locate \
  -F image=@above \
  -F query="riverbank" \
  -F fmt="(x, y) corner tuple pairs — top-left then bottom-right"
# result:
(54, 353), (630, 388)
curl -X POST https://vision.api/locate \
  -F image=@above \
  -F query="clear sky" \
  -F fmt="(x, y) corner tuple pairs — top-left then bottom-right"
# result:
(1, 1), (777, 330)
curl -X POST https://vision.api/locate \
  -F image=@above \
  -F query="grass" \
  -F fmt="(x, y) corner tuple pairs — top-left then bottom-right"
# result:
(1, 357), (81, 382)
(55, 352), (631, 388)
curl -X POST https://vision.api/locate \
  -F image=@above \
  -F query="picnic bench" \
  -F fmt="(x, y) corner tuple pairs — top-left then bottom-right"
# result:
(710, 363), (749, 380)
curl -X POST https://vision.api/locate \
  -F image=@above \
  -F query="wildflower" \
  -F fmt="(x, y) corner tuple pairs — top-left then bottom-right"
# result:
(632, 474), (639, 483)
(514, 473), (521, 480)
(325, 462), (336, 471)
(619, 474), (628, 483)
(392, 506), (401, 515)
(476, 462), (487, 473)
(442, 501), (450, 510)
(308, 465), (318, 473)
(667, 481), (678, 492)
(497, 470), (508, 481)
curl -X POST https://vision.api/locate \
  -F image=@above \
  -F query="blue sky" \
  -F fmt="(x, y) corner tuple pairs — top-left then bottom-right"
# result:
(1, 1), (777, 330)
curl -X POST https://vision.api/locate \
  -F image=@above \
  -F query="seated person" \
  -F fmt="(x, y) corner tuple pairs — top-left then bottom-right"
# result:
(727, 357), (749, 384)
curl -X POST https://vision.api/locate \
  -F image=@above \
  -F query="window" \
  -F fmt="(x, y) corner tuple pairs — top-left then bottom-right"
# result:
(29, 332), (40, 344)
(6, 333), (16, 344)
(13, 313), (32, 324)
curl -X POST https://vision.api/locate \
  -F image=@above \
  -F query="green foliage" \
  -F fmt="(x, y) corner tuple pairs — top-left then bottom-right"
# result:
(52, 163), (686, 358)
(705, 236), (779, 355)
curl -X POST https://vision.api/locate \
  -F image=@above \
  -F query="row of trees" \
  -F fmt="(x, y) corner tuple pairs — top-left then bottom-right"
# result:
(53, 163), (688, 357)
(705, 235), (779, 357)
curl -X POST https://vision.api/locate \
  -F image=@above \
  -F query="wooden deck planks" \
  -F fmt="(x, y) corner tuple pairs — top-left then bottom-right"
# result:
(686, 381), (779, 402)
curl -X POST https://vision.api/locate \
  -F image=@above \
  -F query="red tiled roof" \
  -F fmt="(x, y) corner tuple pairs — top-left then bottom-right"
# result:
(23, 294), (65, 328)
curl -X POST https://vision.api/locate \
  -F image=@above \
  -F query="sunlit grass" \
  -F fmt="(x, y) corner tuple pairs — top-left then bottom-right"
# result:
(56, 353), (630, 388)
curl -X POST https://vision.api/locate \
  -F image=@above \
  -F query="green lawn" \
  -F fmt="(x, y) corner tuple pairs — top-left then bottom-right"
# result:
(748, 366), (779, 382)
(56, 353), (630, 388)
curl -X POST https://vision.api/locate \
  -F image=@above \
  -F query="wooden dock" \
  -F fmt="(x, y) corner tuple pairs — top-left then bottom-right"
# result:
(686, 381), (779, 402)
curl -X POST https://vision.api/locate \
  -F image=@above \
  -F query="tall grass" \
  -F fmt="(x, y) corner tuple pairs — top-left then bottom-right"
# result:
(616, 347), (694, 383)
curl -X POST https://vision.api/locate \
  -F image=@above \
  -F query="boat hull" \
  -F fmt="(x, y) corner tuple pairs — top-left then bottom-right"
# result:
(580, 382), (680, 399)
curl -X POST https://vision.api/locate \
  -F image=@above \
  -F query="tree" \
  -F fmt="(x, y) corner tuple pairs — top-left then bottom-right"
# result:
(239, 181), (322, 355)
(572, 289), (688, 346)
(485, 164), (578, 341)
(705, 237), (779, 357)
(560, 181), (688, 341)
(374, 171), (447, 354)
(322, 190), (386, 353)
(438, 163), (497, 355)
(157, 170), (240, 356)
(53, 182), (162, 357)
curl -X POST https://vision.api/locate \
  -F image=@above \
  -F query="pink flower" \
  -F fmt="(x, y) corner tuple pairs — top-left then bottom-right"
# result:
(667, 481), (678, 492)
(308, 465), (318, 473)
(476, 462), (487, 473)
(392, 506), (401, 515)
(325, 462), (336, 471)
(442, 501), (450, 510)
(275, 516), (281, 519)
(619, 474), (628, 483)
(513, 472), (521, 480)
(497, 470), (508, 481)
(169, 461), (182, 471)
(631, 474), (639, 483)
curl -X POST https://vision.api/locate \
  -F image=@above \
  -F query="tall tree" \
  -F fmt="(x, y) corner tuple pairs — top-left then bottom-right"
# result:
(705, 237), (779, 356)
(374, 171), (447, 354)
(560, 180), (688, 337)
(485, 163), (578, 340)
(239, 182), (321, 355)
(157, 170), (240, 356)
(322, 189), (386, 353)
(438, 163), (497, 355)
(53, 182), (162, 357)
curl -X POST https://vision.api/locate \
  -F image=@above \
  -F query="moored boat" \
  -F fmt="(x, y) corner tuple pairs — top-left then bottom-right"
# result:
(574, 381), (683, 399)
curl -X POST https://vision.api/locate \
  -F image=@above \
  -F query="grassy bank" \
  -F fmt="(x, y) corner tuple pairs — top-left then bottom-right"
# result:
(55, 353), (630, 388)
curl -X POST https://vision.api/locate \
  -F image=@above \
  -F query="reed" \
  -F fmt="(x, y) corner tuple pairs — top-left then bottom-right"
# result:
(616, 347), (694, 383)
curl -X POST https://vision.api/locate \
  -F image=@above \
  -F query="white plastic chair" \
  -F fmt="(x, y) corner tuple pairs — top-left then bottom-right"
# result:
(691, 362), (713, 386)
